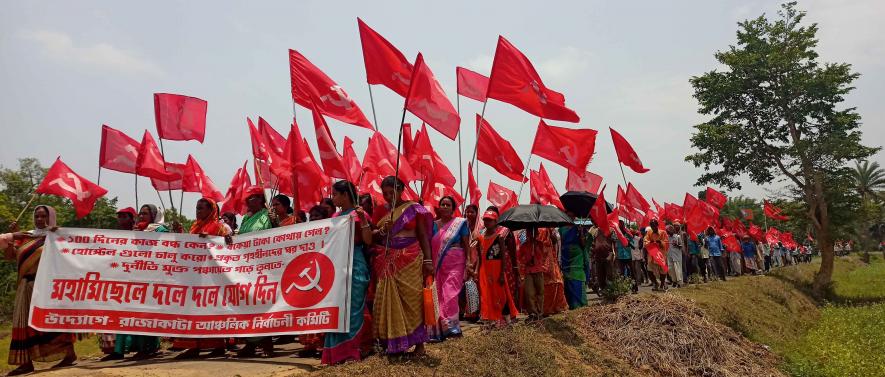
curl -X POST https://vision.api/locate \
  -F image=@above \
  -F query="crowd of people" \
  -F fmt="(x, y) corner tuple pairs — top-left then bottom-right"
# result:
(1, 175), (818, 375)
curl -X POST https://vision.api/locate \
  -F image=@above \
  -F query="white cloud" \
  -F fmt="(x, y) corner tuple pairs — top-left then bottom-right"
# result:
(20, 30), (165, 77)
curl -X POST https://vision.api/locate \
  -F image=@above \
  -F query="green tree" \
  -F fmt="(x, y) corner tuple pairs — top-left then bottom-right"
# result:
(852, 160), (885, 202)
(686, 3), (879, 296)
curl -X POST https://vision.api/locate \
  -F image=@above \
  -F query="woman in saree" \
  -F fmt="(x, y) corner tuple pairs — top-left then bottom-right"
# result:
(321, 180), (373, 365)
(539, 229), (568, 316)
(111, 204), (165, 359)
(2, 206), (77, 376)
(475, 210), (519, 325)
(174, 198), (231, 358)
(271, 194), (297, 227)
(236, 187), (275, 358)
(430, 196), (469, 339)
(370, 176), (432, 355)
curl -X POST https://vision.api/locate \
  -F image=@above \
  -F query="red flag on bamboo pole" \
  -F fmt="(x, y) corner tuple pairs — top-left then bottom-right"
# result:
(342, 136), (362, 183)
(289, 49), (373, 130)
(136, 131), (178, 181)
(589, 186), (610, 237)
(151, 162), (185, 191)
(311, 104), (349, 179)
(99, 125), (141, 174)
(182, 155), (223, 202)
(408, 124), (456, 186)
(487, 181), (517, 213)
(476, 115), (525, 182)
(529, 163), (562, 209)
(467, 162), (481, 206)
(609, 127), (649, 173)
(154, 93), (208, 143)
(358, 18), (413, 97)
(531, 120), (597, 173)
(456, 67), (489, 102)
(705, 187), (728, 209)
(248, 118), (268, 160)
(566, 170), (602, 193)
(486, 36), (579, 122)
(37, 158), (108, 218)
(362, 131), (418, 183)
(404, 53), (460, 140)
(764, 201), (790, 221)
(624, 183), (651, 213)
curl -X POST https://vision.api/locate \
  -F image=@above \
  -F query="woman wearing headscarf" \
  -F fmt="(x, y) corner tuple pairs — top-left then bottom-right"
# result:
(370, 176), (432, 355)
(321, 180), (373, 365)
(174, 198), (231, 358)
(112, 204), (164, 359)
(235, 187), (275, 358)
(2, 206), (77, 375)
(271, 194), (296, 227)
(429, 196), (469, 338)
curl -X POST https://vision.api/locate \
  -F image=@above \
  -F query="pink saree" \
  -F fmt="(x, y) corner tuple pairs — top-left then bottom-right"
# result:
(431, 217), (468, 338)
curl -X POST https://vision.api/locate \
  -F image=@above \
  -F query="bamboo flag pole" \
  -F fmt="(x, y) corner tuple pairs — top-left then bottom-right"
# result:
(157, 138), (176, 213)
(134, 174), (139, 210)
(14, 193), (38, 224)
(367, 84), (380, 131)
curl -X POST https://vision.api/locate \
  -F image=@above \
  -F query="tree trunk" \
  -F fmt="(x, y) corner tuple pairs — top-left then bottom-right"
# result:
(811, 177), (833, 297)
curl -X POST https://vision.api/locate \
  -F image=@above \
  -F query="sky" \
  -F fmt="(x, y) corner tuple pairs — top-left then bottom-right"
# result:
(1, 0), (883, 218)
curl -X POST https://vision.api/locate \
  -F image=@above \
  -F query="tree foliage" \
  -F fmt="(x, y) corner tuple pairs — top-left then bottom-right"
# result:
(686, 2), (879, 294)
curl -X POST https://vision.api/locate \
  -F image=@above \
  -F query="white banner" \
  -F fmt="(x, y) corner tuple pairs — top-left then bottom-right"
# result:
(29, 216), (354, 337)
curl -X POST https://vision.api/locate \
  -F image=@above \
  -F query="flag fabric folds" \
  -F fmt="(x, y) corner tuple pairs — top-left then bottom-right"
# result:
(37, 158), (108, 218)
(184, 155), (224, 202)
(531, 120), (597, 173)
(486, 36), (579, 122)
(764, 201), (790, 221)
(610, 127), (649, 173)
(456, 67), (489, 102)
(486, 181), (518, 213)
(467, 162), (481, 206)
(404, 53), (460, 140)
(476, 115), (525, 182)
(289, 49), (373, 130)
(99, 125), (141, 174)
(136, 131), (178, 181)
(566, 170), (603, 193)
(705, 187), (727, 209)
(154, 93), (208, 143)
(358, 18), (413, 97)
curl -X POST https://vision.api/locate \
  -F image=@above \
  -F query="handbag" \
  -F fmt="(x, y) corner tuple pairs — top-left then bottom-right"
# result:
(463, 278), (480, 315)
(423, 276), (440, 326)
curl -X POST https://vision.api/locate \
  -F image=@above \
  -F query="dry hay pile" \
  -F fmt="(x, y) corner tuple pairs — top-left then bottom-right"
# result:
(577, 294), (785, 377)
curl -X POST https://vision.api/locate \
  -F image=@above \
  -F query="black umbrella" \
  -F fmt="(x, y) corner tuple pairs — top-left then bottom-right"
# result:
(559, 191), (614, 217)
(498, 204), (573, 230)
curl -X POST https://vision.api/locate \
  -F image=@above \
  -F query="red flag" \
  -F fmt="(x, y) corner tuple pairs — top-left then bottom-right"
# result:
(722, 232), (741, 253)
(253, 159), (279, 189)
(683, 193), (699, 219)
(765, 227), (781, 245)
(624, 183), (651, 212)
(487, 181), (518, 213)
(259, 117), (286, 158)
(272, 123), (329, 200)
(653, 199), (664, 216)
(360, 173), (419, 207)
(476, 115), (525, 182)
(664, 203), (683, 222)
(780, 232), (797, 249)
(531, 120), (597, 173)
(529, 163), (562, 209)
(36, 158), (108, 218)
(136, 131), (178, 181)
(685, 205), (708, 238)
(566, 170), (602, 193)
(358, 18), (413, 97)
(151, 162), (186, 191)
(362, 131), (418, 183)
(405, 53), (460, 140)
(409, 125), (456, 186)
(589, 186), (610, 237)
(456, 67), (489, 102)
(289, 49), (373, 130)
(182, 155), (223, 202)
(312, 105), (349, 179)
(621, 204), (645, 225)
(342, 136), (362, 183)
(99, 125), (141, 174)
(467, 162), (481, 206)
(705, 187), (728, 209)
(486, 36), (579, 122)
(645, 241), (669, 274)
(221, 161), (250, 215)
(609, 127), (649, 173)
(764, 201), (790, 221)
(248, 118), (268, 160)
(741, 208), (754, 220)
(748, 223), (763, 242)
(402, 123), (414, 157)
(422, 176), (464, 209)
(154, 93), (208, 143)
(607, 207), (628, 246)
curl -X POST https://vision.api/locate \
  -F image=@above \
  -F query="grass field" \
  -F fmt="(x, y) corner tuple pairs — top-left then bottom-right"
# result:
(677, 254), (885, 377)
